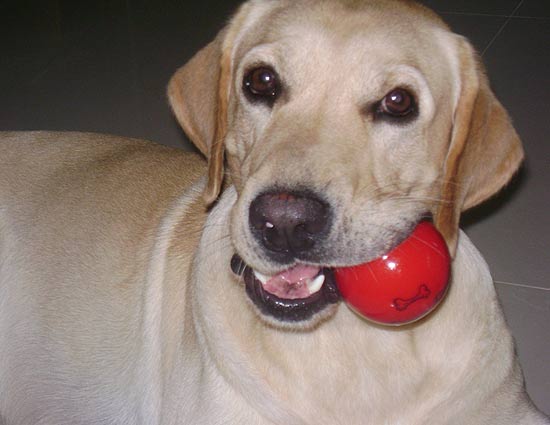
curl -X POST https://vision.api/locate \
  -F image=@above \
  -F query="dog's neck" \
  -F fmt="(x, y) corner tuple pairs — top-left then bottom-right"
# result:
(172, 189), (516, 423)
(204, 229), (512, 421)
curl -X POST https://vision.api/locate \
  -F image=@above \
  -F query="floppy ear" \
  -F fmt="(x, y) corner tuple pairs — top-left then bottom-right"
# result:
(168, 35), (223, 158)
(168, 29), (231, 205)
(434, 37), (524, 256)
(168, 2), (267, 205)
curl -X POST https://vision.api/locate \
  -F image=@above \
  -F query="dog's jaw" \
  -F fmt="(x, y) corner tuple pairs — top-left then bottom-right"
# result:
(231, 255), (341, 326)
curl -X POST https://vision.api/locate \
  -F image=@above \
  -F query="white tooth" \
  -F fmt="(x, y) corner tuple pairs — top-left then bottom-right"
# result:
(253, 270), (270, 285)
(307, 274), (325, 294)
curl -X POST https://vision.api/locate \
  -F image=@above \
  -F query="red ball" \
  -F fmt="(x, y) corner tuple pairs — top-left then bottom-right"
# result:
(334, 221), (451, 325)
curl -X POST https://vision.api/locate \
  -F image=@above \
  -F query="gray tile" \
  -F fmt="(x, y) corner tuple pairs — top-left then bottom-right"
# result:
(495, 283), (550, 415)
(462, 18), (550, 289)
(1, 19), (163, 145)
(1, 1), (128, 91)
(1, 3), (64, 90)
(440, 13), (507, 53)
(515, 0), (550, 18)
(418, 0), (520, 15)
(0, 0), (241, 150)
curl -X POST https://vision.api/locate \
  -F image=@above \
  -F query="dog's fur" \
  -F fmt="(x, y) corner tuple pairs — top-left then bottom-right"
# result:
(0, 1), (548, 424)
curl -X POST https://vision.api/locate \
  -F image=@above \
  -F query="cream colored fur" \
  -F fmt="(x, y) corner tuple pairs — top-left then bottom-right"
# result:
(0, 1), (548, 424)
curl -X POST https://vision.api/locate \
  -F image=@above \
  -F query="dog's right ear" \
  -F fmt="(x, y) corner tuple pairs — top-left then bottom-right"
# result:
(168, 29), (230, 205)
(168, 1), (273, 205)
(168, 34), (224, 159)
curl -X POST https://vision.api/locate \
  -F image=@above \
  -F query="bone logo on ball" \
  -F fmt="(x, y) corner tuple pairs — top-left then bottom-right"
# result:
(334, 221), (451, 325)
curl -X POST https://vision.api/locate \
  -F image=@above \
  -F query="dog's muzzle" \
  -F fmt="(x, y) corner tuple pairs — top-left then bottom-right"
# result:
(231, 189), (340, 322)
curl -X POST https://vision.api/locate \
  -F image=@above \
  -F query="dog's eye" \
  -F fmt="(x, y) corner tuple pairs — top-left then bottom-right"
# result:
(377, 88), (416, 118)
(243, 66), (280, 104)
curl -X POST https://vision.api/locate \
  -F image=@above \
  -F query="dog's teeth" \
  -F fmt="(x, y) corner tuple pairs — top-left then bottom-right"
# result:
(307, 274), (325, 294)
(253, 270), (270, 285)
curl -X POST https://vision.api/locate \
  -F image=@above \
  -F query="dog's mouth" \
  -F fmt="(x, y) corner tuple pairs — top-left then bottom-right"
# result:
(230, 255), (340, 322)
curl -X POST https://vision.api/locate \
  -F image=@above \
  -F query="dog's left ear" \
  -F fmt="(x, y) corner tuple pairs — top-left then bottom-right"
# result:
(168, 1), (273, 205)
(435, 36), (524, 256)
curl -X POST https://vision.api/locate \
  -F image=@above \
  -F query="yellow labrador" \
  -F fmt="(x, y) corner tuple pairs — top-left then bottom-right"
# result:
(0, 1), (548, 424)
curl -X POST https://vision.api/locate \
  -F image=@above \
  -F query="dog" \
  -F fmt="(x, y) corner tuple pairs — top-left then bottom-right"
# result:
(0, 0), (548, 424)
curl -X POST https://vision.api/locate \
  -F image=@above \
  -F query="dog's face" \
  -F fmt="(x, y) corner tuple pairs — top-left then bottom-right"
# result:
(169, 0), (522, 328)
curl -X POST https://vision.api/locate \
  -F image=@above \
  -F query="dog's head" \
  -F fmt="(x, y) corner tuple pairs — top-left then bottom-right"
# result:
(168, 0), (523, 328)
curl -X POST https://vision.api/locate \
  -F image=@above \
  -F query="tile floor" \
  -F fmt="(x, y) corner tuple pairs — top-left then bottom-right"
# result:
(1, 0), (548, 415)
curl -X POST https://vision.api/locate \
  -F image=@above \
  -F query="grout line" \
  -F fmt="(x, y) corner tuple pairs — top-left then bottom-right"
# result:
(441, 13), (550, 20)
(506, 15), (550, 20)
(440, 12), (512, 18)
(481, 0), (525, 56)
(495, 280), (550, 292)
(509, 0), (526, 18)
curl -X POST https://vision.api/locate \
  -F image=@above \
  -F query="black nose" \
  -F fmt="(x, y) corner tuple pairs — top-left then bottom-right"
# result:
(249, 191), (330, 259)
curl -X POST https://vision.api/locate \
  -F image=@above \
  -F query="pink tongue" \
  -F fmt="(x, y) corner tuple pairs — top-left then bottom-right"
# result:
(263, 265), (320, 299)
